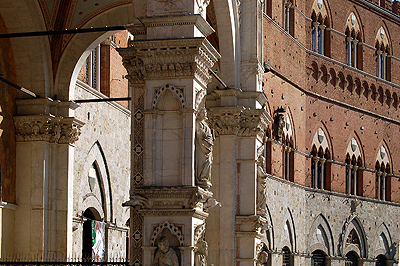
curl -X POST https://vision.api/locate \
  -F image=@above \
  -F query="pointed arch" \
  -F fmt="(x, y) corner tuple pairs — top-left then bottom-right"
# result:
(373, 223), (394, 259)
(340, 215), (368, 258)
(307, 214), (334, 256)
(82, 141), (113, 222)
(152, 84), (186, 110)
(281, 208), (296, 253)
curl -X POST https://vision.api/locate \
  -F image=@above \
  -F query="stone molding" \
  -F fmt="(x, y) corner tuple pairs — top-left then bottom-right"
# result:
(118, 38), (220, 86)
(14, 115), (84, 145)
(138, 14), (214, 37)
(124, 186), (213, 219)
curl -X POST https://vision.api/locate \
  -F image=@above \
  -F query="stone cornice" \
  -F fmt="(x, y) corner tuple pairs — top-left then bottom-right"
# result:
(118, 38), (220, 86)
(138, 14), (215, 37)
(123, 186), (213, 218)
(14, 115), (84, 145)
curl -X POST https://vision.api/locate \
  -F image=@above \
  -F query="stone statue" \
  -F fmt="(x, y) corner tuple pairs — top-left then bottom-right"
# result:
(256, 250), (269, 266)
(153, 236), (179, 266)
(194, 240), (208, 266)
(256, 155), (268, 216)
(195, 108), (215, 189)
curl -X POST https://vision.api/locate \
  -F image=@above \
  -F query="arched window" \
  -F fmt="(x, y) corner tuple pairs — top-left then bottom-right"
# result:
(85, 45), (101, 90)
(282, 116), (294, 181)
(344, 13), (362, 69)
(283, 0), (294, 36)
(311, 250), (327, 266)
(345, 155), (362, 196)
(375, 146), (391, 201)
(345, 30), (361, 68)
(311, 147), (330, 190)
(263, 0), (272, 17)
(311, 129), (331, 190)
(282, 246), (293, 266)
(311, 15), (328, 55)
(375, 28), (390, 80)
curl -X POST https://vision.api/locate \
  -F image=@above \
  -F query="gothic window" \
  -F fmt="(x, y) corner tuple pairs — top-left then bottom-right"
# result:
(375, 162), (391, 201)
(282, 246), (293, 266)
(282, 116), (294, 181)
(345, 139), (363, 196)
(311, 129), (331, 190)
(345, 29), (361, 68)
(283, 0), (294, 36)
(375, 28), (390, 80)
(86, 44), (101, 90)
(311, 250), (327, 266)
(375, 44), (389, 79)
(375, 146), (391, 201)
(263, 0), (271, 16)
(311, 15), (328, 55)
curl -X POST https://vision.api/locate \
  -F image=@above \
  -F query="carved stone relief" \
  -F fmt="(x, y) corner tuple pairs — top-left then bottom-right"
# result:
(14, 115), (83, 145)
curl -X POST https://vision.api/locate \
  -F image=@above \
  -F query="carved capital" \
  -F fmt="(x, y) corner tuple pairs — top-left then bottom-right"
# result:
(118, 38), (220, 87)
(238, 109), (271, 139)
(14, 115), (84, 145)
(208, 107), (244, 136)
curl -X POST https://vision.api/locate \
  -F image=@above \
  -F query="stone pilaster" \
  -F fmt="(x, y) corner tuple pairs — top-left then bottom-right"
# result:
(13, 99), (83, 257)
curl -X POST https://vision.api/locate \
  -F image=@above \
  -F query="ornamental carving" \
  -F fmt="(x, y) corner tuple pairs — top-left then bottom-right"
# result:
(118, 38), (220, 87)
(238, 109), (270, 139)
(14, 115), (83, 144)
(208, 107), (243, 136)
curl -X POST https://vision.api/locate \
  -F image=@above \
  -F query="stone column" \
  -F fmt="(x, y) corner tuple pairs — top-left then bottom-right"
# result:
(208, 104), (243, 266)
(13, 98), (83, 257)
(119, 2), (220, 264)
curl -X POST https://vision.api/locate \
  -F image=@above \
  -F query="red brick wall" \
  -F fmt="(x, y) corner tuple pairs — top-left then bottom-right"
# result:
(263, 0), (400, 202)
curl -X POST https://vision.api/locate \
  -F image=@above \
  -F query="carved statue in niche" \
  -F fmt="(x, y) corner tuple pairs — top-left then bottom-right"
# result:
(256, 155), (268, 216)
(153, 236), (179, 266)
(195, 108), (215, 189)
(194, 240), (208, 266)
(273, 107), (286, 141)
(256, 250), (269, 266)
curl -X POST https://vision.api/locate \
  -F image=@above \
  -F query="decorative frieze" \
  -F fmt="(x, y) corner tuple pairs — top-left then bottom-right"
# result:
(14, 115), (84, 145)
(119, 38), (220, 87)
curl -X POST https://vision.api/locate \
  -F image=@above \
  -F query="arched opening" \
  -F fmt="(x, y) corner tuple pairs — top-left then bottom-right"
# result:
(282, 246), (293, 266)
(345, 251), (359, 266)
(312, 250), (327, 266)
(82, 208), (103, 261)
(376, 254), (387, 266)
